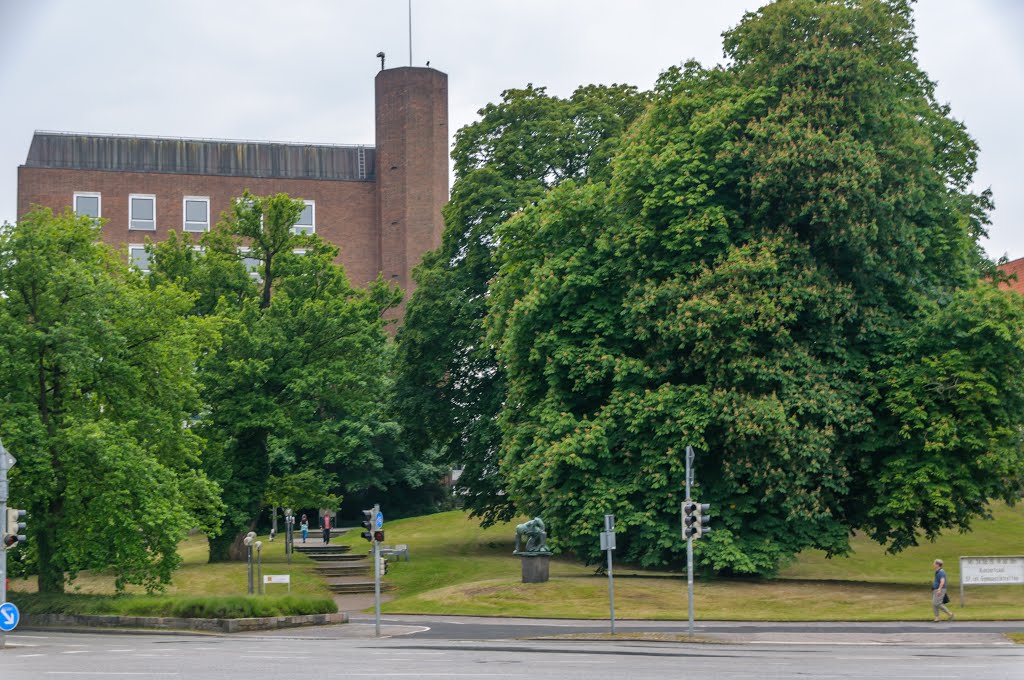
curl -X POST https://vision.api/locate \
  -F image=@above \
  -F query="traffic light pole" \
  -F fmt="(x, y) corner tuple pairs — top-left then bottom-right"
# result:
(373, 537), (381, 637)
(685, 444), (695, 636)
(0, 439), (11, 650)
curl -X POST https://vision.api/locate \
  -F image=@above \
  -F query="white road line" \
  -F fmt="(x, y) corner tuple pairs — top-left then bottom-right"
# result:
(61, 650), (89, 654)
(46, 674), (180, 677)
(17, 653), (45, 658)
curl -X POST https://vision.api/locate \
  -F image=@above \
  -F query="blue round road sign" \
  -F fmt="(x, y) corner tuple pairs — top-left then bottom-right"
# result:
(0, 602), (20, 632)
(375, 512), (384, 529)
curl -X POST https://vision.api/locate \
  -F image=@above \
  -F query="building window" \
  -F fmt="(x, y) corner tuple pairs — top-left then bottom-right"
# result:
(73, 192), (101, 219)
(238, 247), (261, 279)
(183, 196), (210, 232)
(294, 201), (315, 235)
(130, 194), (156, 230)
(129, 245), (150, 273)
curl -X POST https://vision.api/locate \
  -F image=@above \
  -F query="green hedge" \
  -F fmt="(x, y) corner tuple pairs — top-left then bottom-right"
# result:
(12, 592), (337, 619)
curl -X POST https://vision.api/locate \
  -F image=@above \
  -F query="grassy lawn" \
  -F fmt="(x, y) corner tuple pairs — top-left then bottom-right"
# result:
(7, 531), (332, 608)
(335, 504), (1024, 621)
(8, 504), (1022, 622)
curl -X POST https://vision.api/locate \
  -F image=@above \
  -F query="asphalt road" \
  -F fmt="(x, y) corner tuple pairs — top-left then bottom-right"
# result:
(2, 628), (1022, 680)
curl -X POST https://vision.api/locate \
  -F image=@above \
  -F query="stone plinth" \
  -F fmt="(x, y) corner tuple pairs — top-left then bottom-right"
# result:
(518, 553), (551, 583)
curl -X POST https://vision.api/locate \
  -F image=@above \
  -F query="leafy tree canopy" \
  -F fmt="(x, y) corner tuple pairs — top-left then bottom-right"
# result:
(394, 83), (651, 525)
(0, 208), (223, 592)
(486, 0), (1024, 573)
(147, 193), (403, 561)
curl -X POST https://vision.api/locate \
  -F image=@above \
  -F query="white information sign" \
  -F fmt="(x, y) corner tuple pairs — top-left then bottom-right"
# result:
(264, 575), (291, 584)
(960, 556), (1024, 585)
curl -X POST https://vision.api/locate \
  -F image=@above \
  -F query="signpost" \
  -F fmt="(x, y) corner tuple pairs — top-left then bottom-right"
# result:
(600, 514), (616, 634)
(959, 556), (1024, 607)
(372, 504), (383, 637)
(684, 445), (696, 635)
(0, 440), (16, 649)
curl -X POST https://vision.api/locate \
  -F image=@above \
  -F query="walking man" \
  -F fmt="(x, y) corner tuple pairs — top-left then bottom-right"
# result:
(931, 559), (955, 622)
(322, 511), (331, 545)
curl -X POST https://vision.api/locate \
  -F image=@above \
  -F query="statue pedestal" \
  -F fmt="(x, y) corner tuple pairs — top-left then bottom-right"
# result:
(518, 553), (551, 583)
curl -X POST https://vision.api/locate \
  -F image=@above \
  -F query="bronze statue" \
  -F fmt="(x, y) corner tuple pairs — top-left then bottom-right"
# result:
(514, 517), (551, 554)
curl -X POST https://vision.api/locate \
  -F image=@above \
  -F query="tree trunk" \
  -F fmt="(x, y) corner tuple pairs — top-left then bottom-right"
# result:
(207, 521), (257, 562)
(36, 503), (64, 594)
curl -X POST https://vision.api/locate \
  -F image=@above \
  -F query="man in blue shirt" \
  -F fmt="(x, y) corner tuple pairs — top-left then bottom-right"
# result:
(932, 559), (955, 622)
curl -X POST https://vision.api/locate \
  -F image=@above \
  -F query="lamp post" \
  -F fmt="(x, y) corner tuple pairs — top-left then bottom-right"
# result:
(243, 531), (256, 595)
(284, 509), (294, 564)
(255, 541), (263, 595)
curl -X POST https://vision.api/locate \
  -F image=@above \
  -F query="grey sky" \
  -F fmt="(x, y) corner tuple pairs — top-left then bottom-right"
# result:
(1, 0), (1020, 260)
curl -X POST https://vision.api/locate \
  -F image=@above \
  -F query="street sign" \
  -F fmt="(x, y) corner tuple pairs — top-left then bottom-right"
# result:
(0, 602), (19, 632)
(375, 512), (384, 530)
(599, 531), (616, 551)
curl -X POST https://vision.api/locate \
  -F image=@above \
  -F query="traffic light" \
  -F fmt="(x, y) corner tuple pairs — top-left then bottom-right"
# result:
(682, 501), (699, 539)
(695, 503), (711, 539)
(373, 530), (384, 543)
(682, 502), (711, 539)
(379, 556), (388, 576)
(3, 508), (27, 549)
(360, 509), (374, 542)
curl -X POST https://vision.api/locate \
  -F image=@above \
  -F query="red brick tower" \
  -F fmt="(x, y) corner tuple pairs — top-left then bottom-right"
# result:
(375, 67), (449, 309)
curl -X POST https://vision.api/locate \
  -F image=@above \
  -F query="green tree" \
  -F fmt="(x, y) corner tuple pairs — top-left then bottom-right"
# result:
(393, 83), (650, 525)
(0, 208), (223, 592)
(486, 0), (1024, 572)
(147, 193), (403, 561)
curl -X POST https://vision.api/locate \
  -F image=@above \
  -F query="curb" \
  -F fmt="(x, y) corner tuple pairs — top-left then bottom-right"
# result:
(22, 611), (348, 634)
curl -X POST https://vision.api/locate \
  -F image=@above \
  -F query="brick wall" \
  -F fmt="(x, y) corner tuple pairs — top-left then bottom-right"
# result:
(17, 166), (381, 287)
(375, 67), (449, 309)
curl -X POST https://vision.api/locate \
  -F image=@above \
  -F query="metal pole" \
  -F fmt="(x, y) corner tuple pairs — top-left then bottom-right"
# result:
(247, 545), (253, 595)
(0, 439), (10, 650)
(256, 543), (262, 595)
(685, 444), (695, 635)
(408, 0), (413, 66)
(605, 514), (615, 635)
(373, 538), (381, 637)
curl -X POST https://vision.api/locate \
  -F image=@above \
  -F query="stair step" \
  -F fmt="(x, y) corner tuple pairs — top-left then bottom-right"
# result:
(328, 581), (393, 594)
(316, 566), (370, 577)
(294, 545), (350, 554)
(304, 553), (365, 562)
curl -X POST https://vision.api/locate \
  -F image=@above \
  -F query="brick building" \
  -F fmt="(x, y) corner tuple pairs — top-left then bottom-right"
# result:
(16, 67), (448, 304)
(999, 257), (1024, 294)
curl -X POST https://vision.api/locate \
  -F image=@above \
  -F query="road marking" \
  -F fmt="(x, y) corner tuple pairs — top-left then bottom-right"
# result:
(17, 653), (44, 658)
(61, 650), (89, 654)
(45, 674), (180, 677)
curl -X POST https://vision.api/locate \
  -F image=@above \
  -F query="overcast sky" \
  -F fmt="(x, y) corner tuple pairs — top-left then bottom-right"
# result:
(1, 0), (1020, 260)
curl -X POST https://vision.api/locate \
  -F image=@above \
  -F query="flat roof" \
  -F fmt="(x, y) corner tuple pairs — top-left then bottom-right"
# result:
(24, 131), (375, 181)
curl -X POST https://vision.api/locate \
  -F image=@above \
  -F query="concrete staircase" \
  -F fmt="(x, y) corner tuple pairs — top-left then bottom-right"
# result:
(294, 543), (390, 594)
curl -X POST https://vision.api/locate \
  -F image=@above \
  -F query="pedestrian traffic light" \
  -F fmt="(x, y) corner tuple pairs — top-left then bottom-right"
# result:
(3, 508), (26, 549)
(360, 509), (374, 542)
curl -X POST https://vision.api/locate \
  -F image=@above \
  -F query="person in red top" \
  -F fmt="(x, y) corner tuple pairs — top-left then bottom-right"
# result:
(322, 512), (331, 545)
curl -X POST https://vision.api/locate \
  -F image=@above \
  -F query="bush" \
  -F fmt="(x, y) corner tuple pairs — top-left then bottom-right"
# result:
(12, 592), (337, 619)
